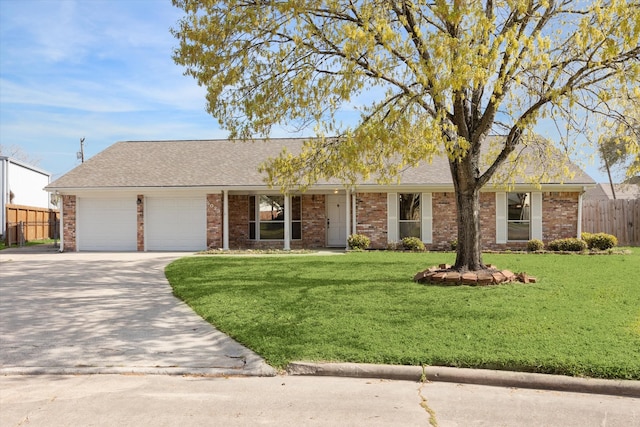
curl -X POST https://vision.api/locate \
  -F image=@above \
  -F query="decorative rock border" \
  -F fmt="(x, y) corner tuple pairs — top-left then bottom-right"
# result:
(414, 264), (536, 286)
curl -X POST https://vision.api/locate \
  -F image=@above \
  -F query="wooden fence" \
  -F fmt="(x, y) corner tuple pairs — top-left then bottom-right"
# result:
(4, 204), (60, 246)
(582, 199), (640, 246)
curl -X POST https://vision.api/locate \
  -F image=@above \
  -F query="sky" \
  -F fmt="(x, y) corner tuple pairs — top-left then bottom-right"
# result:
(0, 0), (612, 183)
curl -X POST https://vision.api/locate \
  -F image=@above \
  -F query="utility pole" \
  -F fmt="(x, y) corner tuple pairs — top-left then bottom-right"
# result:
(77, 137), (85, 163)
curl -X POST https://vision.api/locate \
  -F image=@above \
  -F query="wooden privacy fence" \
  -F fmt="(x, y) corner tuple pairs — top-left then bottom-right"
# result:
(582, 199), (640, 246)
(4, 204), (60, 246)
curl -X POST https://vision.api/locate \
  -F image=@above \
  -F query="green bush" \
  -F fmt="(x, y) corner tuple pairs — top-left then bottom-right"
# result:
(347, 234), (370, 250)
(581, 232), (593, 243)
(527, 239), (545, 252)
(450, 239), (458, 251)
(548, 238), (587, 252)
(402, 236), (426, 252)
(583, 232), (618, 250)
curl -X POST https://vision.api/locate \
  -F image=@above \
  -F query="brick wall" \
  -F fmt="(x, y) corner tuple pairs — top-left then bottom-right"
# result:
(299, 194), (326, 248)
(542, 192), (579, 242)
(355, 193), (388, 249)
(206, 193), (223, 249)
(136, 195), (144, 251)
(62, 195), (76, 252)
(228, 195), (250, 248)
(430, 192), (458, 250)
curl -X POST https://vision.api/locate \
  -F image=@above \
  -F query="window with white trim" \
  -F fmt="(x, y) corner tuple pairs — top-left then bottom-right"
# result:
(507, 192), (530, 241)
(399, 193), (421, 239)
(249, 195), (301, 240)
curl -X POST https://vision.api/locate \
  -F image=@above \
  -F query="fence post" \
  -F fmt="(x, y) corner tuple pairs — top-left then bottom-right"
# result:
(18, 221), (25, 247)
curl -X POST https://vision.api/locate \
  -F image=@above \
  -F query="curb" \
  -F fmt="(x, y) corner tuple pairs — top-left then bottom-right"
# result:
(286, 362), (640, 398)
(0, 364), (278, 377)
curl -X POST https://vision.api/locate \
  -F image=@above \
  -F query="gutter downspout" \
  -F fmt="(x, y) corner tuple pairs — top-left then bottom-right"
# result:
(577, 188), (584, 239)
(59, 194), (64, 252)
(1, 158), (6, 238)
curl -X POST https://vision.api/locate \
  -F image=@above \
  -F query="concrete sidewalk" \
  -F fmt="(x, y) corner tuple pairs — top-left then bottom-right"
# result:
(0, 249), (274, 376)
(1, 374), (638, 427)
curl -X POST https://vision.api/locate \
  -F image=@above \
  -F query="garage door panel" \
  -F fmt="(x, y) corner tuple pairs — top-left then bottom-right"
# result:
(146, 197), (206, 251)
(77, 197), (137, 251)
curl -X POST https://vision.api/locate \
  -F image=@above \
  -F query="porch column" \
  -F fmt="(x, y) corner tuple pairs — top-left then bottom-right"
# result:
(223, 190), (229, 250)
(284, 193), (291, 250)
(351, 192), (357, 235)
(345, 189), (351, 250)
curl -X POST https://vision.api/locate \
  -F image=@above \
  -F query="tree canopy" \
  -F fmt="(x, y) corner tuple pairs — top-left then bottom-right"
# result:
(172, 0), (640, 270)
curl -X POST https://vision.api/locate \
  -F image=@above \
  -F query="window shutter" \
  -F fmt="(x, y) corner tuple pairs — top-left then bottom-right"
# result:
(421, 192), (432, 243)
(531, 192), (543, 240)
(495, 192), (507, 244)
(387, 192), (398, 243)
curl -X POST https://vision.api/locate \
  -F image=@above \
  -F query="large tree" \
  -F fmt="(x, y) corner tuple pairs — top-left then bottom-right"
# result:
(172, 0), (639, 272)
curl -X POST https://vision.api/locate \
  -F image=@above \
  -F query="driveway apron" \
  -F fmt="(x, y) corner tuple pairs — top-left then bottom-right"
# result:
(0, 248), (275, 376)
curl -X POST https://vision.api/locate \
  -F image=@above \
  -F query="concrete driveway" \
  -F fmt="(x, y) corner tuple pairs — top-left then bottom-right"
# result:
(0, 246), (275, 376)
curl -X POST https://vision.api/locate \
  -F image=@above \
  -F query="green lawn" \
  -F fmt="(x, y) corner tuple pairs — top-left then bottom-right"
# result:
(165, 249), (640, 379)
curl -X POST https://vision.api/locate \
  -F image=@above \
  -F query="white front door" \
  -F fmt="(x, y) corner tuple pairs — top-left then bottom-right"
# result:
(326, 195), (347, 247)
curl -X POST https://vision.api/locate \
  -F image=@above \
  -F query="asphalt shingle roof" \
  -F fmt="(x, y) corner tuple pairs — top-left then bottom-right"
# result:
(46, 138), (594, 190)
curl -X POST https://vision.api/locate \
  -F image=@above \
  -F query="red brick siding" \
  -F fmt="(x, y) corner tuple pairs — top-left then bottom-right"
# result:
(298, 194), (326, 249)
(137, 195), (144, 251)
(206, 194), (223, 249)
(355, 193), (388, 249)
(228, 195), (250, 248)
(542, 192), (579, 242)
(429, 192), (457, 250)
(62, 195), (76, 252)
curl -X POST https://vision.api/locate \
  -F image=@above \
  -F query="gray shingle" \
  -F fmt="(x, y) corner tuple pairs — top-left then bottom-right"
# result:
(46, 137), (594, 190)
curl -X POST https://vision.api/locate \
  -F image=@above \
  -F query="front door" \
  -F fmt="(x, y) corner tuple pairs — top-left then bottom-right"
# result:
(326, 194), (347, 247)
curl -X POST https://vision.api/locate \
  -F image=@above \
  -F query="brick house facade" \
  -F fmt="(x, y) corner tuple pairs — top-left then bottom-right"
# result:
(46, 139), (594, 252)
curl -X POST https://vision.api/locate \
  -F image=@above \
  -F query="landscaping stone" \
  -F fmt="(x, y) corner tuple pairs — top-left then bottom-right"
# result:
(414, 265), (535, 286)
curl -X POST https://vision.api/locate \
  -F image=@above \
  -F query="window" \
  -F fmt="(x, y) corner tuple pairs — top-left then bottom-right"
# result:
(249, 195), (301, 240)
(399, 193), (421, 239)
(507, 192), (530, 241)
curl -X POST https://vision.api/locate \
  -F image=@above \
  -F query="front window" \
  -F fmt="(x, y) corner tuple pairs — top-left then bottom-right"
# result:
(249, 195), (301, 240)
(399, 193), (421, 239)
(507, 192), (530, 241)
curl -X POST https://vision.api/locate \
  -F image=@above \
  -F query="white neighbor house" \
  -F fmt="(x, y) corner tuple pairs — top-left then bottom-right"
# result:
(0, 156), (53, 237)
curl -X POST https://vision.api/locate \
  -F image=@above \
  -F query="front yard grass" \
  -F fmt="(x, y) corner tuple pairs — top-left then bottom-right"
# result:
(165, 249), (640, 379)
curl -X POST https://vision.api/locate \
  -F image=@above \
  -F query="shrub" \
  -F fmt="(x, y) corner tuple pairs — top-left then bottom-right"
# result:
(402, 236), (426, 251)
(347, 234), (370, 250)
(583, 232), (618, 250)
(527, 239), (545, 252)
(581, 232), (593, 243)
(548, 238), (587, 252)
(450, 239), (458, 251)
(386, 241), (402, 251)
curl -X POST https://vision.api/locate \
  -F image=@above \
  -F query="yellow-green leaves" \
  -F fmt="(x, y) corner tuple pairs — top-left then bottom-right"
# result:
(172, 0), (640, 191)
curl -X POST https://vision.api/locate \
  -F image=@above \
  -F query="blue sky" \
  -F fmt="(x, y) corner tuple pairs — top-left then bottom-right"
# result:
(0, 0), (610, 182)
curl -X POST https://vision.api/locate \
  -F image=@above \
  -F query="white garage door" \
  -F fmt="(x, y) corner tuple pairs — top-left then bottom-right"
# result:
(145, 196), (206, 251)
(77, 197), (137, 251)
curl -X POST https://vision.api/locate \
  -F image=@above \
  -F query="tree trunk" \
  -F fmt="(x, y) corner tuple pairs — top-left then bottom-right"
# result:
(448, 141), (486, 272)
(453, 188), (486, 272)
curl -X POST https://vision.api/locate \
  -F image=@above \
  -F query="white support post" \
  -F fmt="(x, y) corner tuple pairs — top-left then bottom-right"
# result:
(223, 190), (229, 250)
(351, 192), (357, 235)
(345, 189), (351, 250)
(284, 193), (291, 250)
(577, 191), (583, 239)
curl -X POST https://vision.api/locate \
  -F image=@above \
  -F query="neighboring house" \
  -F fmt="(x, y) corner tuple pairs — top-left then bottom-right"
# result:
(45, 138), (595, 252)
(583, 183), (640, 201)
(1, 156), (52, 238)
